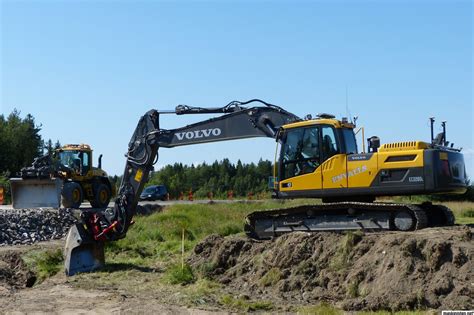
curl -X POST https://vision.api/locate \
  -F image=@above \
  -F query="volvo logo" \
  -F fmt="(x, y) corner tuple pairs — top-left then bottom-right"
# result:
(175, 128), (222, 141)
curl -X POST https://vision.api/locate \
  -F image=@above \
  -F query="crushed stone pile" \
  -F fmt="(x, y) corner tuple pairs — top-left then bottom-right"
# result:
(0, 208), (78, 246)
(189, 226), (473, 311)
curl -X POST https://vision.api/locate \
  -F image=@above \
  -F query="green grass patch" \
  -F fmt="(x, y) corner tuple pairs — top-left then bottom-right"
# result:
(182, 278), (221, 305)
(347, 278), (360, 298)
(23, 248), (63, 282)
(330, 231), (362, 271)
(391, 199), (474, 225)
(297, 302), (342, 315)
(439, 201), (474, 225)
(219, 294), (273, 312)
(259, 267), (282, 287)
(104, 199), (315, 268)
(163, 263), (195, 285)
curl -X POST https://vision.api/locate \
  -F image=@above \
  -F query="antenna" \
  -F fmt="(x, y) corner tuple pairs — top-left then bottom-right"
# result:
(345, 85), (353, 123)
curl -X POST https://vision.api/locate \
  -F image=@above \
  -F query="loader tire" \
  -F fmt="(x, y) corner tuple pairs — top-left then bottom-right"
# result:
(90, 184), (111, 209)
(62, 182), (83, 209)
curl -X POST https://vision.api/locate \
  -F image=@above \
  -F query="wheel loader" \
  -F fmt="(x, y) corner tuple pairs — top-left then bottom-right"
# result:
(59, 99), (467, 275)
(11, 144), (114, 209)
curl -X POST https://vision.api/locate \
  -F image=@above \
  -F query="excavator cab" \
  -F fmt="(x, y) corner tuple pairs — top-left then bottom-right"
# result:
(57, 147), (91, 176)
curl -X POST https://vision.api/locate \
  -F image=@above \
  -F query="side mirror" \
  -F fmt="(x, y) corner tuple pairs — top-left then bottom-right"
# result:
(367, 136), (380, 153)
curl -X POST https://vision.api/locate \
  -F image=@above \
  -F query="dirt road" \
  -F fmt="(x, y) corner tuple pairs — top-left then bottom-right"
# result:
(0, 242), (226, 315)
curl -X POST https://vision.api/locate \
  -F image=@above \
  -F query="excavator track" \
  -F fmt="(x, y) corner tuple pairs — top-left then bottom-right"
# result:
(244, 202), (454, 239)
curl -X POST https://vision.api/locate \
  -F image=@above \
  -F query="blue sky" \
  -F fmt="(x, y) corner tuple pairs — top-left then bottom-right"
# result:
(1, 0), (472, 177)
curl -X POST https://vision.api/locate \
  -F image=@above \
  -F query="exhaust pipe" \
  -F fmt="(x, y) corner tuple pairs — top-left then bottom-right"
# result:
(64, 223), (105, 276)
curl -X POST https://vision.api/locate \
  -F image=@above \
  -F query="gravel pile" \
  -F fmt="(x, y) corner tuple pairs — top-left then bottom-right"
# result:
(0, 209), (78, 245)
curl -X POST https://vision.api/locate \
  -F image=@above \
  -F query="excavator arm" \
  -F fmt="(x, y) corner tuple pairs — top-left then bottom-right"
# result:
(64, 99), (299, 275)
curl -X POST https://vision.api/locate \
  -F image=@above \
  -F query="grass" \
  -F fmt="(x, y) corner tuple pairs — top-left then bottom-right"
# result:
(22, 248), (63, 283)
(219, 294), (273, 312)
(330, 231), (362, 271)
(163, 263), (195, 285)
(182, 278), (222, 305)
(259, 267), (282, 287)
(441, 201), (474, 224)
(347, 278), (361, 298)
(391, 197), (474, 225)
(105, 199), (315, 268)
(298, 302), (342, 315)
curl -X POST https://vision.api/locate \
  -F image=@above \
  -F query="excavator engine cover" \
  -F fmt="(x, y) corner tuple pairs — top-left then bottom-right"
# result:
(64, 223), (105, 276)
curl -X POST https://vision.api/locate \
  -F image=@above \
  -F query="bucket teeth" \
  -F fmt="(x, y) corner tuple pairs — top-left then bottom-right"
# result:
(64, 223), (105, 276)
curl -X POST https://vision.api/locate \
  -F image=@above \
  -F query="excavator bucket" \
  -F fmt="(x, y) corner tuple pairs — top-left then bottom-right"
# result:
(10, 178), (63, 209)
(64, 223), (105, 276)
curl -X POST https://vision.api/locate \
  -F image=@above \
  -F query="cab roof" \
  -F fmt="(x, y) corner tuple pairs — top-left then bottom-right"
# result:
(282, 118), (355, 130)
(60, 144), (92, 151)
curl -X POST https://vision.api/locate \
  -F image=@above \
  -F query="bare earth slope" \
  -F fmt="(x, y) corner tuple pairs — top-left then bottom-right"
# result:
(0, 226), (472, 313)
(189, 226), (473, 311)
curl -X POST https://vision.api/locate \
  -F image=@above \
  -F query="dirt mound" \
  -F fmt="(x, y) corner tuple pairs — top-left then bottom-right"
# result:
(189, 226), (473, 311)
(0, 251), (36, 296)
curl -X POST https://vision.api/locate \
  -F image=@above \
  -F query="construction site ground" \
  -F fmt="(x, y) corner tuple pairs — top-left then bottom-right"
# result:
(0, 200), (473, 314)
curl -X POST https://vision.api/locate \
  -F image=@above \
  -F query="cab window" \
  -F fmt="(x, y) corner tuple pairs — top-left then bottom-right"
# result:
(281, 127), (320, 179)
(342, 128), (358, 154)
(321, 126), (339, 161)
(81, 152), (90, 174)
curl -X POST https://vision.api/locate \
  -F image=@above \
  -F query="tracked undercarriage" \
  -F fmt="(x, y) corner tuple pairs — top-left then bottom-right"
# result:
(244, 201), (455, 239)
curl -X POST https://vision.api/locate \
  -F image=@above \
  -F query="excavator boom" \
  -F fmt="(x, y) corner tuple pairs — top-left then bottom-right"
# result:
(64, 99), (300, 275)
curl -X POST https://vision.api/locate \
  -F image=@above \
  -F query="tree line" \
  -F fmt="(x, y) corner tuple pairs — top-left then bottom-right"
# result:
(147, 159), (274, 198)
(0, 109), (473, 202)
(0, 110), (61, 176)
(0, 110), (61, 203)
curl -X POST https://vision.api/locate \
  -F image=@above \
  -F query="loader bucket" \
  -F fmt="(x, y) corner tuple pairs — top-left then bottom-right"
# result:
(64, 223), (105, 276)
(10, 178), (63, 209)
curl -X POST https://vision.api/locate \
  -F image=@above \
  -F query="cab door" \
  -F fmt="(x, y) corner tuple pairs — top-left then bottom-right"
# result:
(278, 126), (323, 193)
(320, 125), (348, 189)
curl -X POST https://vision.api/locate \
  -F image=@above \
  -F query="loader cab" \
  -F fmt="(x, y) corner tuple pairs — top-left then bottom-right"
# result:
(58, 144), (92, 176)
(275, 116), (357, 197)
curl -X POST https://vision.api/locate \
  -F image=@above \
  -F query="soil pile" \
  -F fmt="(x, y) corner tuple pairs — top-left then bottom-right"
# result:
(0, 208), (77, 245)
(189, 226), (473, 311)
(0, 251), (35, 295)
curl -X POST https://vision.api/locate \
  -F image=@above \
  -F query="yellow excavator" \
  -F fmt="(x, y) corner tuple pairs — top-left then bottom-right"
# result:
(63, 99), (466, 275)
(11, 144), (114, 209)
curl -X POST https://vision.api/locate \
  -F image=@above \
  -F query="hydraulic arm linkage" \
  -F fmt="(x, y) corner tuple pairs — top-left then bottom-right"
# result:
(64, 99), (299, 275)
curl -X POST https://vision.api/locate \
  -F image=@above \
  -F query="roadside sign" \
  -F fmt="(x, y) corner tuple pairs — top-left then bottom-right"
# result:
(0, 186), (4, 205)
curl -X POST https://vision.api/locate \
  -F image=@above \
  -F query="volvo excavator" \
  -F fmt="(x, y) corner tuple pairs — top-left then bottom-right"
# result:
(64, 99), (467, 276)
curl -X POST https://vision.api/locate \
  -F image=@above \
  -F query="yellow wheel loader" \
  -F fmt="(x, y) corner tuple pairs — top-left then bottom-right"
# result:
(11, 144), (114, 209)
(60, 99), (467, 275)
